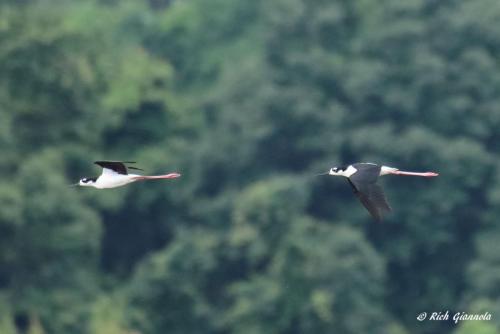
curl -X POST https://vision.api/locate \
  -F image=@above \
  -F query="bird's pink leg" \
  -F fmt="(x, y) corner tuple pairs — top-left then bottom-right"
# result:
(389, 170), (439, 177)
(132, 173), (181, 181)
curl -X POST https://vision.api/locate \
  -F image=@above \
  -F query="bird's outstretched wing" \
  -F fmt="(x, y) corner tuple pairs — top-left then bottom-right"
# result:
(347, 178), (391, 222)
(351, 163), (381, 183)
(94, 161), (143, 175)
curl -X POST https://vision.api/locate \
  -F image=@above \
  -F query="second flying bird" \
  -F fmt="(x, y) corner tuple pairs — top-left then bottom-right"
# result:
(319, 162), (438, 221)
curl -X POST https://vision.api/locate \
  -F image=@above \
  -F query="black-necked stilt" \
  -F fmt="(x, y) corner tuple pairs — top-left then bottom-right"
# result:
(318, 162), (438, 221)
(74, 161), (181, 189)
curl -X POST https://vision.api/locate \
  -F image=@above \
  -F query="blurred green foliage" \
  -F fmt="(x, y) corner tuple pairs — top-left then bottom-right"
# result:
(0, 0), (499, 333)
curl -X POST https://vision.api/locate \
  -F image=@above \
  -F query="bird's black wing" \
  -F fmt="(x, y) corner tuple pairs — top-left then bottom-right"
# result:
(351, 163), (381, 183)
(94, 161), (136, 175)
(347, 181), (383, 221)
(127, 166), (144, 172)
(348, 170), (392, 222)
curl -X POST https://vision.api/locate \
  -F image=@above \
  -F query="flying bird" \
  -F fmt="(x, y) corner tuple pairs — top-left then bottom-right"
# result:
(319, 163), (438, 221)
(75, 161), (181, 189)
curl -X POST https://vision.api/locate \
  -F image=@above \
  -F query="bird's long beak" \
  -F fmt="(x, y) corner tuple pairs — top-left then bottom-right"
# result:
(315, 171), (330, 176)
(68, 183), (79, 187)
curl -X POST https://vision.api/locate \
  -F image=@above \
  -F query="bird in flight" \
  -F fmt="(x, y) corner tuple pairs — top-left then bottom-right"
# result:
(319, 162), (438, 221)
(74, 161), (181, 189)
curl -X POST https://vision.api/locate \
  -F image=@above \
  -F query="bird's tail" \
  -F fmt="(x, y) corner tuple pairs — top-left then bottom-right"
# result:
(132, 173), (181, 180)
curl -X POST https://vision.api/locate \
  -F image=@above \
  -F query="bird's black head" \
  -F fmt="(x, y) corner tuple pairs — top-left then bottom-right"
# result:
(79, 177), (97, 187)
(329, 165), (347, 176)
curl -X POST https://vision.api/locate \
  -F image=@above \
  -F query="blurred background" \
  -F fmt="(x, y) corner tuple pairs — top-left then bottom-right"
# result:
(0, 0), (499, 333)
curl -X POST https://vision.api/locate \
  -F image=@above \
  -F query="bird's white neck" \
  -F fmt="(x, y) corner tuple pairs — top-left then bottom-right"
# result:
(329, 165), (357, 177)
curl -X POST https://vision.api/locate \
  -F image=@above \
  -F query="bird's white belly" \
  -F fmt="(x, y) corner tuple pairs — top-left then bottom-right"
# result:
(380, 166), (398, 176)
(95, 174), (136, 189)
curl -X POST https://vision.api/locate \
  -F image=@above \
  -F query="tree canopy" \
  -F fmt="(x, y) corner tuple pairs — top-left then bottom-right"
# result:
(0, 0), (499, 333)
